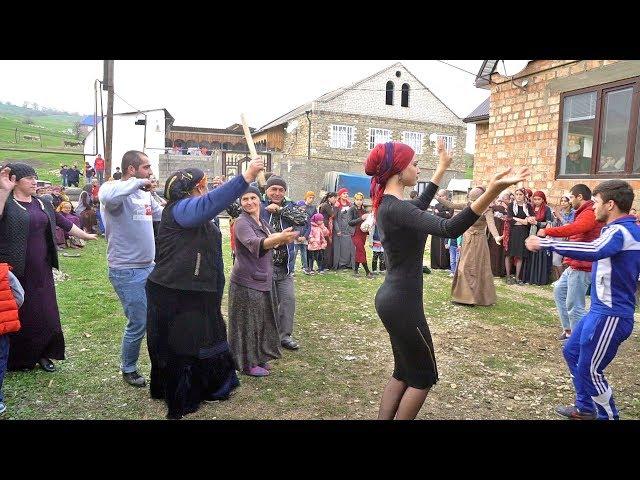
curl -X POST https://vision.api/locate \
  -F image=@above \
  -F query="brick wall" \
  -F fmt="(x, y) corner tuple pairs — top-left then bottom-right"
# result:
(473, 60), (640, 208)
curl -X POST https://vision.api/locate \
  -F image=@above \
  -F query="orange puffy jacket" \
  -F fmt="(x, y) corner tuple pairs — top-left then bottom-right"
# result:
(0, 263), (21, 335)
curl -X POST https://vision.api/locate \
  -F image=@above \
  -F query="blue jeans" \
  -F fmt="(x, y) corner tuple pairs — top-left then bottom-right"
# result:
(563, 312), (633, 419)
(0, 335), (8, 403)
(96, 171), (104, 184)
(553, 267), (591, 330)
(295, 244), (308, 270)
(108, 266), (154, 373)
(96, 209), (105, 234)
(449, 246), (459, 274)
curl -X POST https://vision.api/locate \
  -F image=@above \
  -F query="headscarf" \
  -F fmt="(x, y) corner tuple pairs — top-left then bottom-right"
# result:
(336, 188), (351, 208)
(353, 192), (364, 201)
(164, 168), (205, 203)
(241, 186), (262, 199)
(56, 201), (73, 213)
(3, 162), (37, 181)
(532, 190), (548, 222)
(311, 213), (324, 223)
(512, 188), (531, 217)
(364, 141), (415, 215)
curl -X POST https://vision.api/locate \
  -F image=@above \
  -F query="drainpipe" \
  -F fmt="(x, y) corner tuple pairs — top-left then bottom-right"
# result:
(305, 110), (311, 161)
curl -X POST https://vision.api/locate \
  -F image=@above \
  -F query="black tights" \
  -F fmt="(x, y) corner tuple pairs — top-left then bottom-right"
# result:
(354, 262), (370, 274)
(372, 251), (386, 271)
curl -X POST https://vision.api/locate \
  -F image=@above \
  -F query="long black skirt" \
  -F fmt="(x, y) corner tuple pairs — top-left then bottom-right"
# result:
(146, 280), (239, 420)
(429, 236), (450, 270)
(522, 249), (553, 285)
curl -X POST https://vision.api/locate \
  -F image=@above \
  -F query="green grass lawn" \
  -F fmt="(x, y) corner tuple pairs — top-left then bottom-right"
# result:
(0, 109), (85, 183)
(3, 223), (639, 420)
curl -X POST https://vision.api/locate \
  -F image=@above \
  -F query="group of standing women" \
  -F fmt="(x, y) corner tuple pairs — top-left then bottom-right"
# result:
(502, 188), (562, 285)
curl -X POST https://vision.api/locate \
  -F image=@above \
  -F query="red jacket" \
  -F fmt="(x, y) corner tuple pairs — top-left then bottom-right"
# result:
(543, 200), (604, 272)
(94, 157), (105, 171)
(0, 263), (21, 335)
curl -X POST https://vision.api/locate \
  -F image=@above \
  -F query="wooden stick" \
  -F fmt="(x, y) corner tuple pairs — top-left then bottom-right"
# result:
(240, 113), (267, 187)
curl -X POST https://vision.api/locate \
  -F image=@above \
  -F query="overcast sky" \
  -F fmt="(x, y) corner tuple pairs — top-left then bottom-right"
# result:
(0, 60), (530, 153)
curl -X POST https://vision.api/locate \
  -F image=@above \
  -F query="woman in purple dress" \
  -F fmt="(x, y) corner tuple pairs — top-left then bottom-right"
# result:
(55, 201), (83, 248)
(0, 163), (96, 372)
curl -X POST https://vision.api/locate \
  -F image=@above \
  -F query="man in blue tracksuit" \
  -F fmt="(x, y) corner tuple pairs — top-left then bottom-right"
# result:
(526, 180), (640, 420)
(261, 176), (309, 350)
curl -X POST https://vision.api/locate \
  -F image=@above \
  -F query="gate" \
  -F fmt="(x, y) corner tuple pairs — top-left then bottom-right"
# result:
(221, 151), (271, 179)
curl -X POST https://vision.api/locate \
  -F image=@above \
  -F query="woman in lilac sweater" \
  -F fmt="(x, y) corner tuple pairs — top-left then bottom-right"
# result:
(227, 186), (298, 377)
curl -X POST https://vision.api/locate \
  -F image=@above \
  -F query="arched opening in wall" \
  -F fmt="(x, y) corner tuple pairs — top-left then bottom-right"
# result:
(185, 140), (198, 148)
(211, 141), (221, 150)
(401, 84), (410, 107)
(386, 81), (394, 105)
(173, 139), (185, 147)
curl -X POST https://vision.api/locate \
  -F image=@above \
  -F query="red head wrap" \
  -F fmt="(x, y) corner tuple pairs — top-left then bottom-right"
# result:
(365, 142), (415, 215)
(532, 190), (548, 222)
(335, 188), (350, 208)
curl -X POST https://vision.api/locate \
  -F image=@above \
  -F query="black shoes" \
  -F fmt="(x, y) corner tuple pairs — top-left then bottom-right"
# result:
(122, 371), (146, 387)
(281, 338), (300, 350)
(38, 358), (55, 372)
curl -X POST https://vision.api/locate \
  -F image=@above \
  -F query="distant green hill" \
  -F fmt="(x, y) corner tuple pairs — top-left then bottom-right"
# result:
(0, 102), (89, 183)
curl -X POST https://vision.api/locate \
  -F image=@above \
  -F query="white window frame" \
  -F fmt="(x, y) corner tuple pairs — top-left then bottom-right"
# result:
(401, 131), (424, 154)
(432, 134), (455, 154)
(369, 128), (392, 150)
(330, 124), (355, 149)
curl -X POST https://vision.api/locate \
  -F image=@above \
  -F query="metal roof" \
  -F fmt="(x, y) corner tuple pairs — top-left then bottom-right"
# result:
(463, 97), (490, 123)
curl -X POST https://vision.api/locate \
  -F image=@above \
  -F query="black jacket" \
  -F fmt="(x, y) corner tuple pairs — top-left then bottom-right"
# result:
(148, 202), (221, 292)
(0, 194), (59, 277)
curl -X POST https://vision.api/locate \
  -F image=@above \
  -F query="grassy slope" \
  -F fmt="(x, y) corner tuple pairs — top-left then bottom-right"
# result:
(3, 221), (639, 420)
(0, 105), (85, 183)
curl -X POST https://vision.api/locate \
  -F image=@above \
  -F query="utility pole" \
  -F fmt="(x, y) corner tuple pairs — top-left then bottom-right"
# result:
(103, 60), (115, 176)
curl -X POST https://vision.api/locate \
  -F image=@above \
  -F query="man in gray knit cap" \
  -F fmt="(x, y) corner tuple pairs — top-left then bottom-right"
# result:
(260, 175), (308, 350)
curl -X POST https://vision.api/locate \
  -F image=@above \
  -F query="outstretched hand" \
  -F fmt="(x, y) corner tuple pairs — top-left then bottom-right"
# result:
(525, 235), (542, 252)
(487, 167), (530, 192)
(436, 138), (453, 171)
(0, 166), (17, 193)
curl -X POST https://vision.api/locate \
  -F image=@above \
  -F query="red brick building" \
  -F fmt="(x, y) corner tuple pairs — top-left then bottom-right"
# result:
(464, 60), (640, 208)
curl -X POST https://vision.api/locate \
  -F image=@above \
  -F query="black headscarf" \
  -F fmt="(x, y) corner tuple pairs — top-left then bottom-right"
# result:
(164, 168), (205, 203)
(4, 162), (37, 181)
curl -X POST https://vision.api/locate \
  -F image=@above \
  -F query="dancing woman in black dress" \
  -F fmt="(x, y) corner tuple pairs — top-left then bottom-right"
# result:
(365, 140), (529, 419)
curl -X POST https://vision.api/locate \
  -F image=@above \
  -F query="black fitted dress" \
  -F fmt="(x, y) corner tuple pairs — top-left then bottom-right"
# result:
(374, 182), (479, 389)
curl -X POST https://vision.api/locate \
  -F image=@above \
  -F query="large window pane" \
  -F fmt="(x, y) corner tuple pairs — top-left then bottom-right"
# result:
(598, 87), (632, 173)
(560, 91), (596, 175)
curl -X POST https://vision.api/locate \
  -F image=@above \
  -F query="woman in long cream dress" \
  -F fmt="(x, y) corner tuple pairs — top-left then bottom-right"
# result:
(436, 187), (502, 306)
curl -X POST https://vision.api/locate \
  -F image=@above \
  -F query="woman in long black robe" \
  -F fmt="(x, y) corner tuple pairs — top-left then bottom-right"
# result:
(429, 200), (453, 269)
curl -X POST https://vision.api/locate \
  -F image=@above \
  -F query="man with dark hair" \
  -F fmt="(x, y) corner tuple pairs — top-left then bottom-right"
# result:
(536, 184), (604, 340)
(99, 150), (163, 387)
(526, 180), (639, 420)
(67, 164), (81, 187)
(261, 175), (308, 350)
(112, 167), (122, 181)
(409, 190), (418, 200)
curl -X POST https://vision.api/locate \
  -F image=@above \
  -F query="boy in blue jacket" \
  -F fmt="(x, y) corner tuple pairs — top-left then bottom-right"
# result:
(526, 180), (640, 420)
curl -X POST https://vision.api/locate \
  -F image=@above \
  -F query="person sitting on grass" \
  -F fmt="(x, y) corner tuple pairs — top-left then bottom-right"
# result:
(55, 201), (84, 249)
